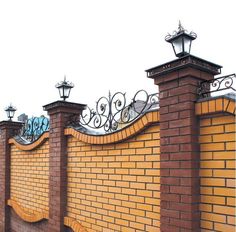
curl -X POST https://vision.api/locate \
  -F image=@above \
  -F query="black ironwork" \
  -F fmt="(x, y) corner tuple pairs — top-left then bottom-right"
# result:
(165, 21), (197, 43)
(165, 21), (197, 58)
(146, 55), (222, 78)
(75, 90), (159, 133)
(5, 104), (17, 121)
(198, 73), (236, 98)
(20, 116), (50, 142)
(56, 76), (74, 101)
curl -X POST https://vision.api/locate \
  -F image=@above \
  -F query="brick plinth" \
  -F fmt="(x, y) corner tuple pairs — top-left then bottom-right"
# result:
(0, 121), (23, 232)
(146, 55), (221, 232)
(43, 101), (86, 232)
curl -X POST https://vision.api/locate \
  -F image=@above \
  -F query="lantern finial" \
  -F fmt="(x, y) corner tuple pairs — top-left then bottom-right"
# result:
(178, 20), (184, 33)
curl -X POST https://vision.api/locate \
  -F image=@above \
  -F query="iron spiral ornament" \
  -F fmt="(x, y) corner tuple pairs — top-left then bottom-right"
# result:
(20, 116), (50, 142)
(198, 74), (236, 98)
(78, 90), (159, 133)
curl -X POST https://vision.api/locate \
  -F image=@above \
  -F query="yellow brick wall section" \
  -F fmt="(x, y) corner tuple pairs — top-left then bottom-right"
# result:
(67, 123), (160, 232)
(10, 140), (49, 216)
(199, 115), (236, 232)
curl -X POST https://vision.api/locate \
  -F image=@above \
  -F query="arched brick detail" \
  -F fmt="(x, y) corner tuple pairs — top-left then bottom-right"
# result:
(64, 217), (87, 232)
(8, 132), (49, 151)
(7, 199), (48, 223)
(65, 111), (159, 144)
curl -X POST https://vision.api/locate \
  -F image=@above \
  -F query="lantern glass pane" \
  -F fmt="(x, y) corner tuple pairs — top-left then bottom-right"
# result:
(183, 37), (191, 53)
(63, 87), (71, 98)
(6, 110), (10, 118)
(172, 37), (183, 56)
(58, 87), (64, 98)
(9, 111), (14, 118)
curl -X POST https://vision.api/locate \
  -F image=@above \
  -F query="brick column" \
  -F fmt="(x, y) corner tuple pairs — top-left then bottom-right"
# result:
(0, 121), (23, 232)
(43, 101), (86, 232)
(146, 55), (222, 232)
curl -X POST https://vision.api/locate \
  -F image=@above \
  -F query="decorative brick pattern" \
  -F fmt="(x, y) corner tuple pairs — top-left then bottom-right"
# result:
(65, 111), (159, 144)
(9, 132), (49, 151)
(196, 97), (236, 116)
(10, 141), (49, 215)
(66, 122), (160, 232)
(199, 114), (235, 232)
(8, 199), (48, 222)
(64, 217), (88, 232)
(10, 208), (48, 232)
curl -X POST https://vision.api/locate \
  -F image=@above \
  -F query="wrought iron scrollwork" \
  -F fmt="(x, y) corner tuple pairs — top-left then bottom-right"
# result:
(76, 90), (159, 133)
(20, 116), (50, 143)
(198, 73), (236, 98)
(165, 21), (197, 41)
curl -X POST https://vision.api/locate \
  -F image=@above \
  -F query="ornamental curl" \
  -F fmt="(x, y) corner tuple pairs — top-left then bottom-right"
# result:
(78, 90), (159, 133)
(198, 74), (236, 98)
(20, 116), (49, 142)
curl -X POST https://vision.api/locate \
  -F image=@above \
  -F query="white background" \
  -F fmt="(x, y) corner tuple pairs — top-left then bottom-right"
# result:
(0, 0), (235, 120)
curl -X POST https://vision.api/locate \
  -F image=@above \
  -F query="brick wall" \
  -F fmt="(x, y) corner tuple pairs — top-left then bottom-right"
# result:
(66, 123), (160, 232)
(199, 113), (235, 231)
(10, 141), (49, 214)
(195, 97), (236, 231)
(0, 96), (235, 232)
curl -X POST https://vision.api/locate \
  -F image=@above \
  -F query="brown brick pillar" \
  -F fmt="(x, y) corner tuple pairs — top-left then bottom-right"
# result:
(146, 55), (222, 232)
(43, 101), (86, 232)
(0, 121), (23, 232)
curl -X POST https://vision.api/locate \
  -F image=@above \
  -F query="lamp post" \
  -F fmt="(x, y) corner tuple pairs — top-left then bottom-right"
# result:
(5, 104), (17, 121)
(165, 21), (197, 58)
(55, 76), (74, 101)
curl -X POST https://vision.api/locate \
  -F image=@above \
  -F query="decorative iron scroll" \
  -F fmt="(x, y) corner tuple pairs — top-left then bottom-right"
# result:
(73, 90), (159, 133)
(198, 73), (236, 98)
(20, 116), (50, 143)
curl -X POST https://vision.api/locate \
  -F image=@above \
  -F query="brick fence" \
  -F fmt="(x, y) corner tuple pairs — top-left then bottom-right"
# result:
(0, 55), (235, 232)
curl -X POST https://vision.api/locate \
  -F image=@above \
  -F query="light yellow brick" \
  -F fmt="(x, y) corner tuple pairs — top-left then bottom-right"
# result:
(200, 118), (212, 127)
(201, 178), (225, 187)
(213, 170), (235, 178)
(213, 151), (235, 160)
(201, 195), (225, 205)
(201, 212), (226, 223)
(201, 160), (225, 169)
(226, 160), (235, 169)
(214, 223), (236, 232)
(213, 205), (235, 215)
(200, 125), (224, 135)
(214, 187), (235, 197)
(225, 124), (236, 132)
(227, 197), (235, 206)
(200, 143), (225, 152)
(199, 203), (212, 212)
(200, 220), (213, 230)
(226, 142), (235, 150)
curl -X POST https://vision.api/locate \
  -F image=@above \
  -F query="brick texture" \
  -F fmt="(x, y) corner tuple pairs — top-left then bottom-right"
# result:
(199, 114), (236, 232)
(10, 142), (49, 215)
(10, 209), (48, 232)
(44, 100), (86, 232)
(157, 76), (203, 232)
(66, 123), (160, 232)
(0, 121), (23, 232)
